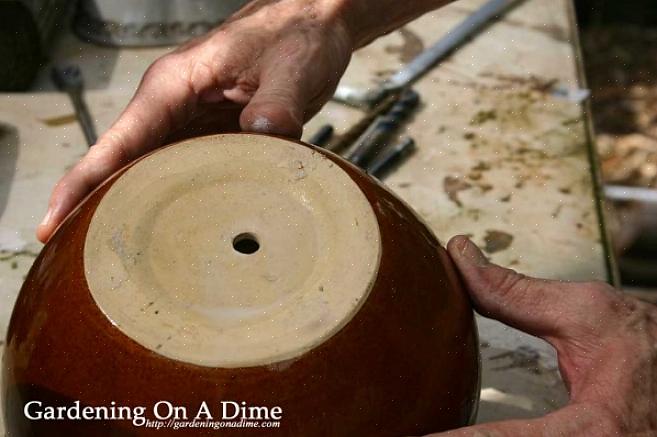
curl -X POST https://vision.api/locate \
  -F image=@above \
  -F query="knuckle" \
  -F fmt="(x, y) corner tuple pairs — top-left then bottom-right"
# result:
(144, 53), (184, 80)
(277, 39), (306, 60)
(157, 53), (184, 68)
(579, 281), (618, 313)
(188, 60), (217, 91)
(214, 57), (244, 81)
(583, 281), (631, 317)
(488, 268), (529, 301)
(260, 86), (297, 105)
(573, 281), (657, 343)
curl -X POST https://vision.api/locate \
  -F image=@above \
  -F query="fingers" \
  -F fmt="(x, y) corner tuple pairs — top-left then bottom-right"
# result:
(37, 38), (326, 241)
(239, 64), (307, 138)
(446, 235), (583, 339)
(165, 102), (243, 143)
(99, 54), (200, 159)
(36, 143), (132, 243)
(37, 55), (199, 243)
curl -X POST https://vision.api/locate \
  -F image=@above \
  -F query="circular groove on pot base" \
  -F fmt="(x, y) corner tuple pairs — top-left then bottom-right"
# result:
(83, 134), (381, 368)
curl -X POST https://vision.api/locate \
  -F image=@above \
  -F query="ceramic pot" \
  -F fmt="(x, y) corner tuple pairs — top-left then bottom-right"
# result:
(2, 134), (479, 436)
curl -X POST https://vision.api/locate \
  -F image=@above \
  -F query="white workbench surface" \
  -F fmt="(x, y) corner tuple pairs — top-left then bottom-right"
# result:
(0, 0), (611, 432)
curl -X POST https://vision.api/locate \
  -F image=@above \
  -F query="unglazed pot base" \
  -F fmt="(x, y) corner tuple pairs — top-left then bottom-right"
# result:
(84, 134), (381, 368)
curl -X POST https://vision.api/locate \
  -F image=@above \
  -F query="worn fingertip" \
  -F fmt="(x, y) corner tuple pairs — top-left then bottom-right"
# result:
(447, 235), (490, 270)
(250, 116), (274, 133)
(240, 102), (303, 138)
(447, 235), (471, 256)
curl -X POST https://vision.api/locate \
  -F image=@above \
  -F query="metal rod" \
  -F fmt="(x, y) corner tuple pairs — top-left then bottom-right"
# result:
(604, 185), (657, 204)
(387, 0), (523, 89)
(51, 64), (98, 146)
(70, 92), (98, 146)
(333, 0), (524, 108)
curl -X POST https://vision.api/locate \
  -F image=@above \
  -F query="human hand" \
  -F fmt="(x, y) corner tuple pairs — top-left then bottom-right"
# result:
(37, 0), (456, 243)
(427, 236), (657, 436)
(37, 0), (356, 242)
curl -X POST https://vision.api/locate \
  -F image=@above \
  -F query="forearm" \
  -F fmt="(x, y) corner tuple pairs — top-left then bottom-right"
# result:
(335, 0), (454, 47)
(232, 0), (453, 50)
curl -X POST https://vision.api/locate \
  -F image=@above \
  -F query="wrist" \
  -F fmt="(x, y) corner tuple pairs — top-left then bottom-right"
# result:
(325, 0), (453, 48)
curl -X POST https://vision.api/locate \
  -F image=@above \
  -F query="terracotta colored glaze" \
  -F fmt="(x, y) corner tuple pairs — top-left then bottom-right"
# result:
(2, 134), (480, 436)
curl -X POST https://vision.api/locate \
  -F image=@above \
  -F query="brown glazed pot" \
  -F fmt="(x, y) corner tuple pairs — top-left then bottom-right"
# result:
(2, 134), (479, 436)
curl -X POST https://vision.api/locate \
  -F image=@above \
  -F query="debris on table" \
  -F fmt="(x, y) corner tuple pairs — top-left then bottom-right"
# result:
(483, 230), (514, 254)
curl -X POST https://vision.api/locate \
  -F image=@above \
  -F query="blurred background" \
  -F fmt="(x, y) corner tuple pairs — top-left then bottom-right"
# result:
(576, 0), (657, 300)
(1, 0), (657, 300)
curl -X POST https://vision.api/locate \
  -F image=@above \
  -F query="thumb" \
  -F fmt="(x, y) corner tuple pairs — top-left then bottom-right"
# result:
(446, 235), (578, 339)
(239, 67), (305, 138)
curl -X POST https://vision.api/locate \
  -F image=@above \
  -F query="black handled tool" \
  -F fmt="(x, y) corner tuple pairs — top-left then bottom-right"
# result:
(325, 92), (399, 154)
(345, 88), (420, 168)
(308, 124), (334, 147)
(366, 137), (416, 178)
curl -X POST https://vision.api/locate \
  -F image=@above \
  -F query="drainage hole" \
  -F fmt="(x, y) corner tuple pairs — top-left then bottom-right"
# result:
(232, 233), (260, 255)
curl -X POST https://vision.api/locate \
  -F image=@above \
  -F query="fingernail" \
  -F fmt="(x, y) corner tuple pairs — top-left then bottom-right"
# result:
(250, 116), (273, 133)
(458, 237), (489, 267)
(39, 208), (53, 228)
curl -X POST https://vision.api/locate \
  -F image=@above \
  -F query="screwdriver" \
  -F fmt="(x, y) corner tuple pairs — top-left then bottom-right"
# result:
(344, 88), (420, 168)
(51, 64), (98, 146)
